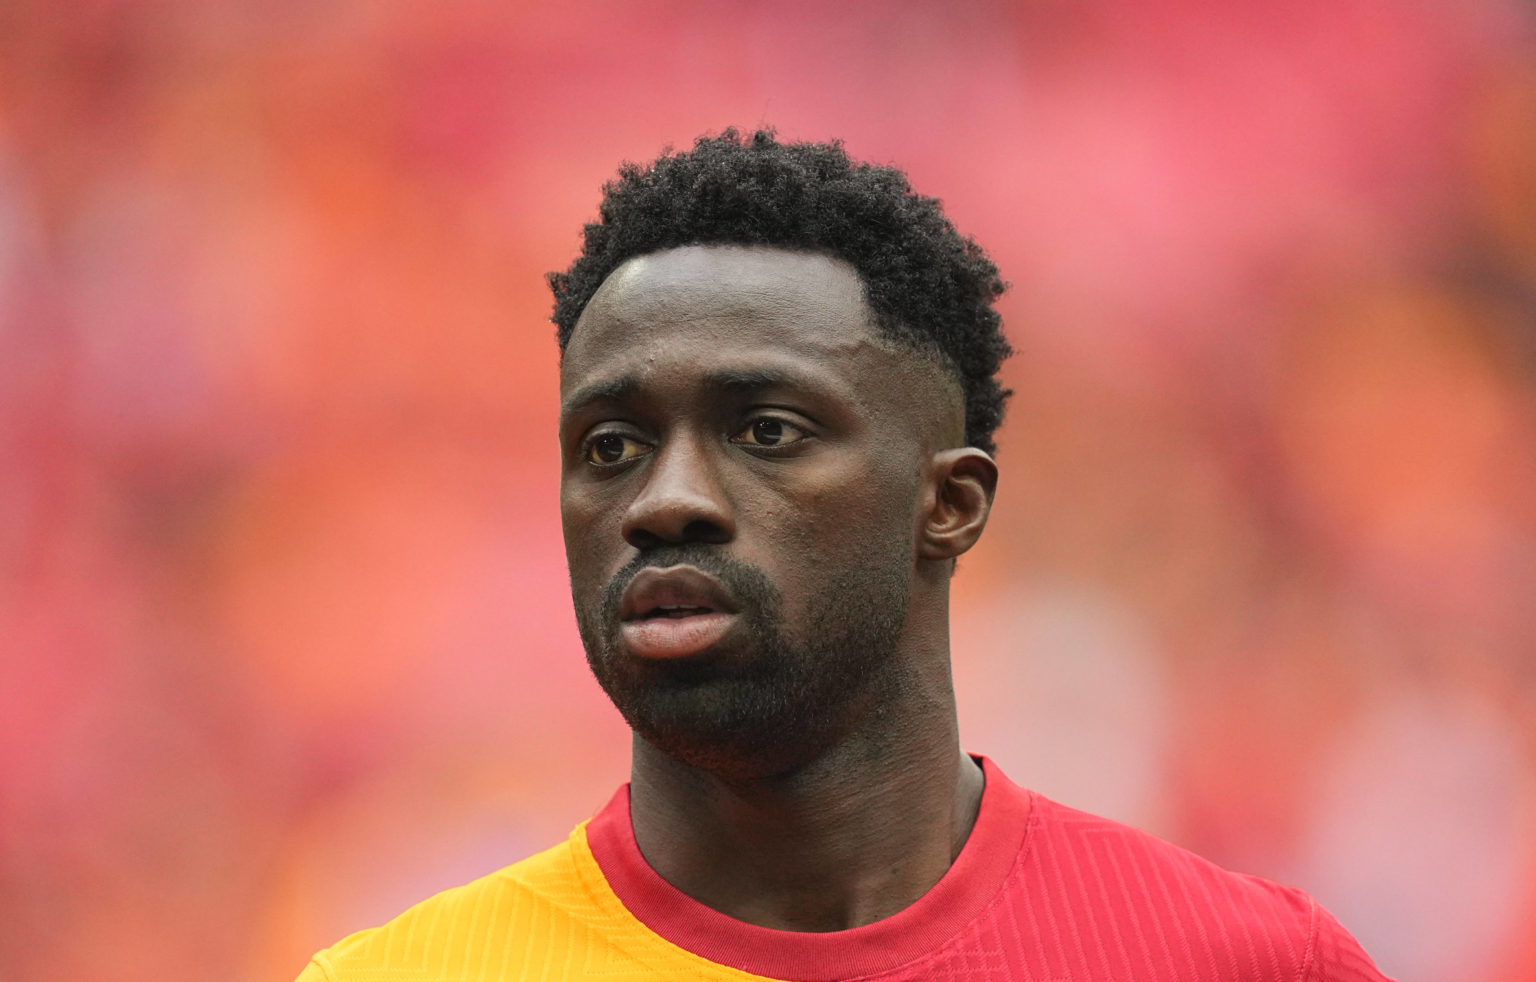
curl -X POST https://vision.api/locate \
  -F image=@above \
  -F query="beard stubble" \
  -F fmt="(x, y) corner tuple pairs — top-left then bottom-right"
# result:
(573, 540), (912, 778)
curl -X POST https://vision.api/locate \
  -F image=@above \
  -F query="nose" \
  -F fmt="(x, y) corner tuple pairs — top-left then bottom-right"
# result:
(621, 435), (736, 550)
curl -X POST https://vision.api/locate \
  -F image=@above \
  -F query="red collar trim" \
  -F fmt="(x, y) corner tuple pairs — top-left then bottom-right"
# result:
(584, 755), (1032, 981)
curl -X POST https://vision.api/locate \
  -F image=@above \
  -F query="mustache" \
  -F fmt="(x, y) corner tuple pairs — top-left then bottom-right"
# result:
(600, 545), (778, 623)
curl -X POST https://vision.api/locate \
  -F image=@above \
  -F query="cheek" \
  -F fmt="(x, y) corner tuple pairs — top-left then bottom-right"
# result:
(761, 457), (920, 577)
(561, 487), (621, 597)
(815, 451), (919, 531)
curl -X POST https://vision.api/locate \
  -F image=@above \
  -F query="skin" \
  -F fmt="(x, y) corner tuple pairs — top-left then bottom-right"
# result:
(559, 244), (998, 932)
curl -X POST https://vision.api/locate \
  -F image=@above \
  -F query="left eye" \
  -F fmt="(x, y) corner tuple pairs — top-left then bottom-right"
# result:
(732, 418), (808, 448)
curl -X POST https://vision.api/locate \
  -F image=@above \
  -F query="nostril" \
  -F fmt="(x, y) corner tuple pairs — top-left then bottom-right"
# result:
(681, 518), (731, 545)
(625, 527), (668, 551)
(623, 519), (730, 551)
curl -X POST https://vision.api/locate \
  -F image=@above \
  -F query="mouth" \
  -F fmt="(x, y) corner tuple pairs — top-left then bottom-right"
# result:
(618, 566), (740, 659)
(639, 603), (716, 619)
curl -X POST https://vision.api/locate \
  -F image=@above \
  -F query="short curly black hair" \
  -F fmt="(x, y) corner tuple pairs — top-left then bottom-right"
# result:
(548, 128), (1012, 454)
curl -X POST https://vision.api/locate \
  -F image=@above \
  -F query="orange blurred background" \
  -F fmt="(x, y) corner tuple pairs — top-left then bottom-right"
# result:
(3, 2), (1535, 979)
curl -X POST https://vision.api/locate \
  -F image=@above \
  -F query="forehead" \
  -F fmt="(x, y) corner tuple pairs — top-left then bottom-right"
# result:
(579, 245), (873, 338)
(561, 245), (892, 402)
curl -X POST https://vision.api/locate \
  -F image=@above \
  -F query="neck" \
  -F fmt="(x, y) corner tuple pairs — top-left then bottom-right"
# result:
(626, 666), (984, 932)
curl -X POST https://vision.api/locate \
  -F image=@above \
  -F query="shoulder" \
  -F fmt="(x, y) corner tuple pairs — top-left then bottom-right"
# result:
(297, 830), (613, 982)
(1025, 793), (1317, 924)
(1015, 793), (1393, 981)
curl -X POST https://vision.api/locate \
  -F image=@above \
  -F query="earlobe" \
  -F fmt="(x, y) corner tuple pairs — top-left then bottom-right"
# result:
(919, 448), (998, 561)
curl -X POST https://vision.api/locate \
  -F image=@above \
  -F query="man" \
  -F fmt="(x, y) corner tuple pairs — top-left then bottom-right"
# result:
(298, 130), (1392, 981)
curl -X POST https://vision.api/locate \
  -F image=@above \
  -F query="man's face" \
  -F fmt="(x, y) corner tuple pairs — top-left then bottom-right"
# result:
(558, 245), (954, 776)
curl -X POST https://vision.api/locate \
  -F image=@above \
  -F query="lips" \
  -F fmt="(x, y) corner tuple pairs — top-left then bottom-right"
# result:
(618, 566), (740, 659)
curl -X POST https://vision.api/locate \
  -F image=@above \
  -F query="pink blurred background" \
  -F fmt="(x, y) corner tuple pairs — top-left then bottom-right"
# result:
(4, 1), (1536, 979)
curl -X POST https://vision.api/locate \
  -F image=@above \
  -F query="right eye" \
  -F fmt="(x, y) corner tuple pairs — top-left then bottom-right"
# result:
(585, 433), (650, 465)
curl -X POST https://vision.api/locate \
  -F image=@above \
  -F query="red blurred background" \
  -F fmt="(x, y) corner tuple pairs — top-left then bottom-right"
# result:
(3, 1), (1535, 979)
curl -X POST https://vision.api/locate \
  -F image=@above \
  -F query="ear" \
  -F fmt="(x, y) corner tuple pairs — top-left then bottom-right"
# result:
(919, 448), (998, 561)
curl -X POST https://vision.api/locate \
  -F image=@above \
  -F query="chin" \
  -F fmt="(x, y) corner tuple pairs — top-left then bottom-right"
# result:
(633, 715), (833, 782)
(616, 662), (882, 782)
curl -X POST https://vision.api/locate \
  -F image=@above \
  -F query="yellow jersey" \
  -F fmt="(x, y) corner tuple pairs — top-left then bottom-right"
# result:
(296, 817), (771, 981)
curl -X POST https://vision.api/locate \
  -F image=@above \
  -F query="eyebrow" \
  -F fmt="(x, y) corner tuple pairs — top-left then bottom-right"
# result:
(708, 367), (815, 393)
(561, 366), (834, 419)
(561, 376), (640, 417)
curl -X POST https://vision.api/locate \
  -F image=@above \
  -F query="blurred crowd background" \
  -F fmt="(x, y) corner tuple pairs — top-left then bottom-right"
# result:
(4, 1), (1536, 979)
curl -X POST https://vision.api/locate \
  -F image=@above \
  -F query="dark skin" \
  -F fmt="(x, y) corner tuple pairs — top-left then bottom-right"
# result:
(559, 245), (998, 932)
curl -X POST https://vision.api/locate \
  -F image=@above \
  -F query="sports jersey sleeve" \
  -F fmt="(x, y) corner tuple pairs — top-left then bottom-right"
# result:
(293, 957), (333, 982)
(1307, 901), (1396, 982)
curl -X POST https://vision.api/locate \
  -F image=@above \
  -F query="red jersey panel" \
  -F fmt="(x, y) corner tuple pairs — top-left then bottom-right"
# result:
(585, 755), (1395, 981)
